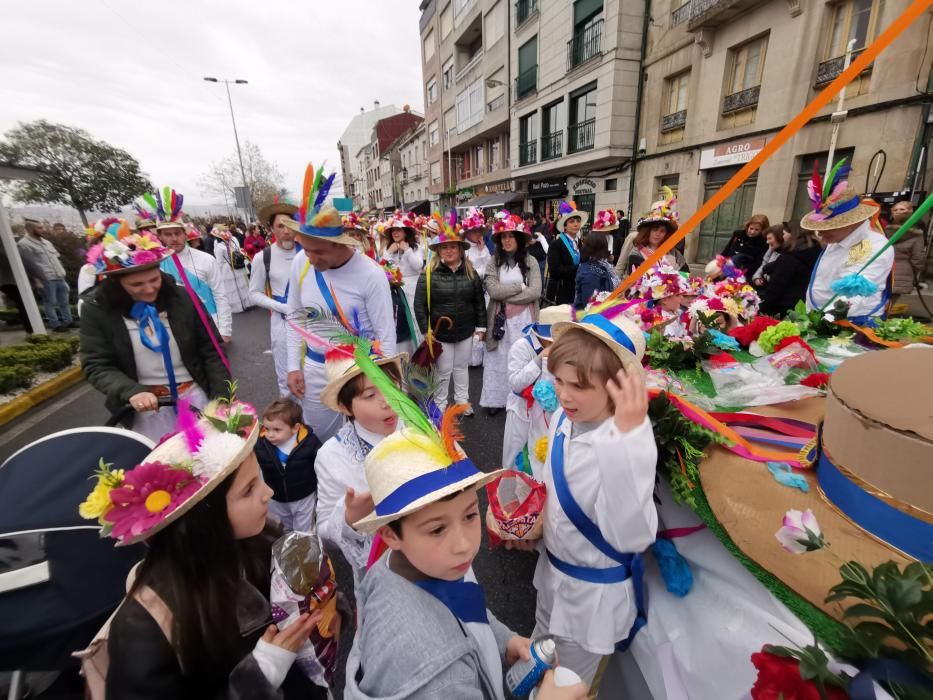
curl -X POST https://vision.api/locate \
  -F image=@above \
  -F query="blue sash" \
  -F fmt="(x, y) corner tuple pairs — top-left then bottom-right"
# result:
(559, 234), (580, 265)
(271, 280), (290, 305)
(314, 270), (340, 318)
(415, 578), (489, 624)
(162, 259), (217, 315)
(547, 412), (647, 651)
(129, 302), (178, 407)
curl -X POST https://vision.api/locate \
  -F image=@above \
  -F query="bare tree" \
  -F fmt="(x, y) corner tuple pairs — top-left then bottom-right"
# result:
(200, 141), (288, 216)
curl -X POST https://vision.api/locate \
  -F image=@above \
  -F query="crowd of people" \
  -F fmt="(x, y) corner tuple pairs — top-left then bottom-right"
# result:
(0, 156), (925, 699)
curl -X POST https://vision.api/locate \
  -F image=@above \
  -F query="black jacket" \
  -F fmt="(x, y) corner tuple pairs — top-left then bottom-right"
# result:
(79, 273), (230, 419)
(722, 230), (768, 273)
(545, 235), (578, 305)
(255, 425), (322, 503)
(414, 262), (486, 343)
(759, 244), (822, 317)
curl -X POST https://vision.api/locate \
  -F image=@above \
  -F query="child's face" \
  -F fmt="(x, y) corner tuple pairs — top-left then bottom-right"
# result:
(342, 375), (399, 436)
(262, 417), (299, 446)
(552, 363), (612, 424)
(659, 294), (683, 312)
(226, 454), (273, 540)
(379, 490), (482, 581)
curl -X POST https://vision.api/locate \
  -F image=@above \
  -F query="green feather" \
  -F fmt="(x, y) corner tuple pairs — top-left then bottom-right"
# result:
(353, 342), (441, 448)
(162, 186), (171, 213)
(142, 193), (157, 210)
(310, 168), (325, 212)
(822, 158), (847, 201)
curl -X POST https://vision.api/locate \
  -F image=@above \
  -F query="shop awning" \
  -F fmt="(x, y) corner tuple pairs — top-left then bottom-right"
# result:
(457, 191), (524, 211)
(403, 199), (431, 216)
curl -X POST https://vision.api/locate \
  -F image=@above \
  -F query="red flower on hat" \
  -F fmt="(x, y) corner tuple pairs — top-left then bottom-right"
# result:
(800, 372), (831, 389)
(103, 462), (203, 542)
(774, 335), (815, 357)
(750, 650), (847, 700)
(728, 316), (780, 347)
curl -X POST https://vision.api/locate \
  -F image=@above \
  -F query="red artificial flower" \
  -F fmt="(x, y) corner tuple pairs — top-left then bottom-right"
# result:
(729, 316), (780, 347)
(774, 335), (815, 357)
(750, 651), (848, 700)
(800, 372), (831, 389)
(708, 351), (737, 367)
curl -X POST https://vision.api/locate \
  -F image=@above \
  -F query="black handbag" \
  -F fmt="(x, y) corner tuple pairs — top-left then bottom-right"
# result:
(232, 251), (247, 269)
(492, 302), (506, 340)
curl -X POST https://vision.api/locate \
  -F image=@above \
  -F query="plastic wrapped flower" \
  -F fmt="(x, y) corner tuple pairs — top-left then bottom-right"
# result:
(758, 321), (801, 354)
(103, 462), (202, 542)
(775, 509), (824, 554)
(78, 459), (125, 524)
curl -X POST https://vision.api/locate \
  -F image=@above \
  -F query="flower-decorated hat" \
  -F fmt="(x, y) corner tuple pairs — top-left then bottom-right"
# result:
(79, 397), (260, 546)
(136, 187), (186, 232)
(383, 211), (418, 239)
(529, 304), (573, 341)
(283, 163), (358, 246)
(704, 254), (745, 282)
(636, 186), (679, 233)
(552, 303), (646, 373)
(258, 197), (299, 228)
(86, 217), (124, 243)
(86, 224), (173, 276)
(491, 210), (532, 240)
(319, 345), (407, 413)
(686, 294), (740, 327)
(592, 209), (620, 233)
(427, 210), (469, 251)
(185, 224), (201, 242)
(800, 158), (879, 232)
(210, 224), (232, 240)
(555, 200), (588, 232)
(460, 207), (487, 234)
(632, 264), (689, 301)
(342, 212), (369, 235)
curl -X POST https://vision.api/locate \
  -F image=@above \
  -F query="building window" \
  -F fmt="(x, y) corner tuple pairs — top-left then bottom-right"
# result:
(430, 121), (440, 146)
(430, 161), (441, 186)
(541, 99), (564, 161)
(661, 70), (689, 142)
(471, 144), (485, 175)
(658, 174), (680, 199)
(519, 112), (538, 166)
(443, 58), (455, 90)
(568, 0), (603, 71)
(728, 35), (767, 95)
(568, 82), (597, 153)
(490, 138), (500, 171)
(441, 4), (453, 38)
(423, 28), (435, 62)
(444, 106), (457, 135)
(427, 78), (438, 105)
(485, 1), (505, 49)
(826, 0), (878, 58)
(605, 178), (617, 191)
(665, 70), (689, 116)
(517, 36), (538, 98)
(516, 0), (538, 26)
(456, 78), (485, 132)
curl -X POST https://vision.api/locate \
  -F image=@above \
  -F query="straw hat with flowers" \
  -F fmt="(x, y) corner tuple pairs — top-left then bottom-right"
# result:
(551, 302), (646, 374)
(636, 186), (679, 234)
(800, 158), (879, 232)
(283, 163), (359, 246)
(85, 222), (173, 277)
(555, 200), (588, 232)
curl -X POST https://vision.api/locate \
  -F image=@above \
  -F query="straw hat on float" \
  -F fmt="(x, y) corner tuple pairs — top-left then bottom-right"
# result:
(283, 163), (360, 246)
(79, 399), (260, 547)
(319, 345), (408, 413)
(800, 158), (879, 232)
(258, 198), (299, 228)
(555, 200), (588, 232)
(551, 305), (646, 375)
(591, 209), (620, 233)
(528, 304), (573, 342)
(693, 346), (929, 627)
(85, 222), (174, 277)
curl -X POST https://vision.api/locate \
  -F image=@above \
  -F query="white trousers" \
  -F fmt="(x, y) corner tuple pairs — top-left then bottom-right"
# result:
(533, 595), (607, 693)
(269, 312), (291, 398)
(300, 362), (344, 442)
(434, 337), (472, 411)
(502, 407), (531, 471)
(268, 492), (317, 533)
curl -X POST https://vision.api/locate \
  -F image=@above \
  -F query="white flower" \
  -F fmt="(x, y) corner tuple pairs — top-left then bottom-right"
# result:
(775, 508), (824, 554)
(192, 432), (246, 479)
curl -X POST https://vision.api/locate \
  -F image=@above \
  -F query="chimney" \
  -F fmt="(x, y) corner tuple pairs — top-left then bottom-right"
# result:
(374, 100), (380, 109)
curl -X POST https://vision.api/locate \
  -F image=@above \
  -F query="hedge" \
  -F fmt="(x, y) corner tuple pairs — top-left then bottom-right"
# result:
(0, 336), (79, 393)
(0, 365), (37, 394)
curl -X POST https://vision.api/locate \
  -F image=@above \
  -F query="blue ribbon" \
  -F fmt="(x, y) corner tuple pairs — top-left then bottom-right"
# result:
(415, 578), (489, 624)
(549, 413), (647, 651)
(314, 269), (341, 319)
(305, 346), (325, 363)
(816, 445), (933, 562)
(129, 302), (178, 408)
(849, 659), (933, 700)
(578, 314), (637, 356)
(300, 225), (344, 238)
(374, 458), (481, 517)
(559, 233), (580, 265)
(162, 259), (217, 315)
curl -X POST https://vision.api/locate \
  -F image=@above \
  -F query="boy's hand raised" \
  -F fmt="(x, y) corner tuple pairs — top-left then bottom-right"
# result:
(345, 488), (375, 528)
(606, 367), (648, 434)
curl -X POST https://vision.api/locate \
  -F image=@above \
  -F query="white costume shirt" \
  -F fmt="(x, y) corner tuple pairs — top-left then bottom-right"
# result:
(381, 245), (423, 279)
(534, 411), (658, 654)
(807, 221), (894, 319)
(162, 246), (233, 337)
(466, 243), (492, 278)
(249, 244), (297, 315)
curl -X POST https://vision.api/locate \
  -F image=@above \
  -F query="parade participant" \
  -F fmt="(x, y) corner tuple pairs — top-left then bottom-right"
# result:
(721, 214), (770, 276)
(803, 160), (894, 324)
(250, 200), (300, 398)
(462, 207), (492, 278)
(573, 231), (619, 310)
(144, 189), (233, 343)
(254, 398), (322, 533)
(527, 308), (656, 693)
(18, 218), (75, 332)
(627, 188), (688, 274)
(345, 212), (377, 259)
(413, 221), (485, 413)
(380, 211), (424, 312)
(546, 201), (587, 305)
(284, 165), (396, 441)
(314, 347), (404, 586)
(758, 224), (820, 317)
(77, 218), (115, 299)
(186, 225), (204, 250)
(78, 399), (328, 699)
(481, 213), (542, 416)
(212, 224), (253, 314)
(244, 224), (267, 259)
(630, 265), (690, 337)
(502, 305), (571, 476)
(79, 228), (230, 441)
(343, 378), (586, 700)
(751, 224), (786, 286)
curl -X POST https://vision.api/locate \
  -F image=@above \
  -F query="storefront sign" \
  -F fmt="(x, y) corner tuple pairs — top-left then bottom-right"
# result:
(528, 177), (567, 198)
(456, 188), (475, 202)
(700, 137), (766, 170)
(481, 181), (513, 194)
(571, 177), (597, 194)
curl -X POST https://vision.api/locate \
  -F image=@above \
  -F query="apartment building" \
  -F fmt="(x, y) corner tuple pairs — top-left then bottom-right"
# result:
(397, 123), (432, 212)
(635, 0), (933, 263)
(337, 102), (405, 211)
(509, 0), (648, 223)
(357, 109), (424, 213)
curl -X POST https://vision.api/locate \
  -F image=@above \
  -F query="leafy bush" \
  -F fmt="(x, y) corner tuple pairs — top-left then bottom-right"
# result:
(0, 365), (36, 394)
(0, 336), (78, 373)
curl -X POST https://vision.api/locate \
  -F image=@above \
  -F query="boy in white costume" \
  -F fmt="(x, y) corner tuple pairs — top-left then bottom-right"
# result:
(211, 224), (253, 313)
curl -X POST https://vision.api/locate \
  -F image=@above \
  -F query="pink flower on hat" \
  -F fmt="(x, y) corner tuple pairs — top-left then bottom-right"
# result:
(103, 462), (203, 542)
(462, 208), (486, 231)
(593, 209), (618, 231)
(491, 211), (525, 234)
(775, 509), (824, 554)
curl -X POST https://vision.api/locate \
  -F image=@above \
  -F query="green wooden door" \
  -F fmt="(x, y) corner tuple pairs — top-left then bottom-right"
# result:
(697, 169), (757, 262)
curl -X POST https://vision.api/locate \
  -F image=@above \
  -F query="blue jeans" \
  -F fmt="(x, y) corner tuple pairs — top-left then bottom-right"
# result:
(41, 278), (72, 328)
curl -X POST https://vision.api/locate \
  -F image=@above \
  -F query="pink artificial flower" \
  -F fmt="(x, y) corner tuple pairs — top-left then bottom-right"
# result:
(707, 297), (726, 311)
(775, 509), (824, 554)
(104, 462), (203, 542)
(87, 243), (104, 265)
(132, 249), (160, 265)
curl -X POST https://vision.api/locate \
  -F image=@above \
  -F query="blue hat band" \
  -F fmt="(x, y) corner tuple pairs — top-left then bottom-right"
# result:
(579, 314), (637, 355)
(374, 458), (481, 517)
(300, 225), (345, 237)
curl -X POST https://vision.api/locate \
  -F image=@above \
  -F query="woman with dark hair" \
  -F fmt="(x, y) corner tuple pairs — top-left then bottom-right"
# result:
(480, 213), (541, 416)
(751, 224), (786, 286)
(627, 224), (688, 273)
(79, 400), (331, 699)
(573, 230), (620, 309)
(79, 232), (230, 441)
(381, 212), (424, 312)
(758, 224), (821, 317)
(722, 214), (770, 275)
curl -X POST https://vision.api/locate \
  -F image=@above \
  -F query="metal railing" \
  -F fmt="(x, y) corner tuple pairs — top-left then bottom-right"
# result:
(567, 19), (604, 72)
(519, 140), (537, 166)
(671, 2), (692, 25)
(515, 65), (538, 99)
(541, 132), (563, 161)
(721, 85), (760, 114)
(815, 48), (866, 86)
(567, 119), (596, 153)
(660, 109), (687, 132)
(515, 0), (538, 27)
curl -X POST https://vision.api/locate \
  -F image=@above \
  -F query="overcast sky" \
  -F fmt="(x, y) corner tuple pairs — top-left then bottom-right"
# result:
(1, 1), (424, 206)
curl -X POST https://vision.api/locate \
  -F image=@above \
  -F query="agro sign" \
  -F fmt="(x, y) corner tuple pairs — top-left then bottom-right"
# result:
(700, 137), (767, 170)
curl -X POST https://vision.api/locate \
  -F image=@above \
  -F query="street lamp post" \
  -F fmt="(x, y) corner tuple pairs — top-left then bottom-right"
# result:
(204, 77), (253, 221)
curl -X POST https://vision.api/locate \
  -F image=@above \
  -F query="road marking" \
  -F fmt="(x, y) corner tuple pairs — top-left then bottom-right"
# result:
(0, 383), (92, 451)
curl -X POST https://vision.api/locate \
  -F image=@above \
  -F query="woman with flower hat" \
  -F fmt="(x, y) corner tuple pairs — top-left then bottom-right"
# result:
(462, 207), (492, 278)
(381, 211), (424, 312)
(480, 212), (542, 415)
(627, 189), (689, 274)
(79, 228), (231, 441)
(77, 218), (120, 299)
(212, 224), (253, 314)
(629, 264), (690, 338)
(78, 399), (330, 699)
(545, 201), (587, 305)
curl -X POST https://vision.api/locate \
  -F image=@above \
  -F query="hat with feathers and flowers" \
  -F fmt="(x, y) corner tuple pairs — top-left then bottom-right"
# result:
(85, 221), (173, 277)
(800, 158), (879, 232)
(136, 187), (186, 232)
(426, 209), (470, 251)
(555, 200), (589, 232)
(283, 163), (356, 245)
(636, 186), (679, 233)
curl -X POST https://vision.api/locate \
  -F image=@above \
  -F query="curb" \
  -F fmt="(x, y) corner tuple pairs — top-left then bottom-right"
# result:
(0, 366), (84, 427)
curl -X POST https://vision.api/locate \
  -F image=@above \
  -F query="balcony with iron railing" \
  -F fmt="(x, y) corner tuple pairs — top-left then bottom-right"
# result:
(514, 0), (538, 28)
(815, 48), (868, 86)
(567, 19), (603, 72)
(660, 110), (687, 133)
(519, 140), (537, 166)
(541, 132), (563, 161)
(486, 94), (506, 113)
(515, 65), (538, 100)
(721, 85), (760, 115)
(567, 119), (596, 153)
(670, 0), (764, 31)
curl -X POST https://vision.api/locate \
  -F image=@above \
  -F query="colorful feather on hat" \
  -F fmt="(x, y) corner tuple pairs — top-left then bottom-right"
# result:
(174, 398), (204, 452)
(297, 162), (335, 226)
(807, 163), (823, 212)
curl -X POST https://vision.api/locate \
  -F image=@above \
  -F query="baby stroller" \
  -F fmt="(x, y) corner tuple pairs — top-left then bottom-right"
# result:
(0, 423), (154, 699)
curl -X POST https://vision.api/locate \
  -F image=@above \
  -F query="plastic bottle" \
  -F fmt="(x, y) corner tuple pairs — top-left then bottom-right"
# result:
(505, 637), (557, 698)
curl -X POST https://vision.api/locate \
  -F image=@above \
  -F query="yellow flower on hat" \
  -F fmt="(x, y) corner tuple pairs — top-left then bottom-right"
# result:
(78, 464), (125, 524)
(722, 297), (740, 317)
(134, 234), (162, 250)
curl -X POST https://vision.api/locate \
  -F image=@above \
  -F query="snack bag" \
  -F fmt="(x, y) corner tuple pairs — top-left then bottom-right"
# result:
(269, 531), (340, 687)
(485, 471), (546, 548)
